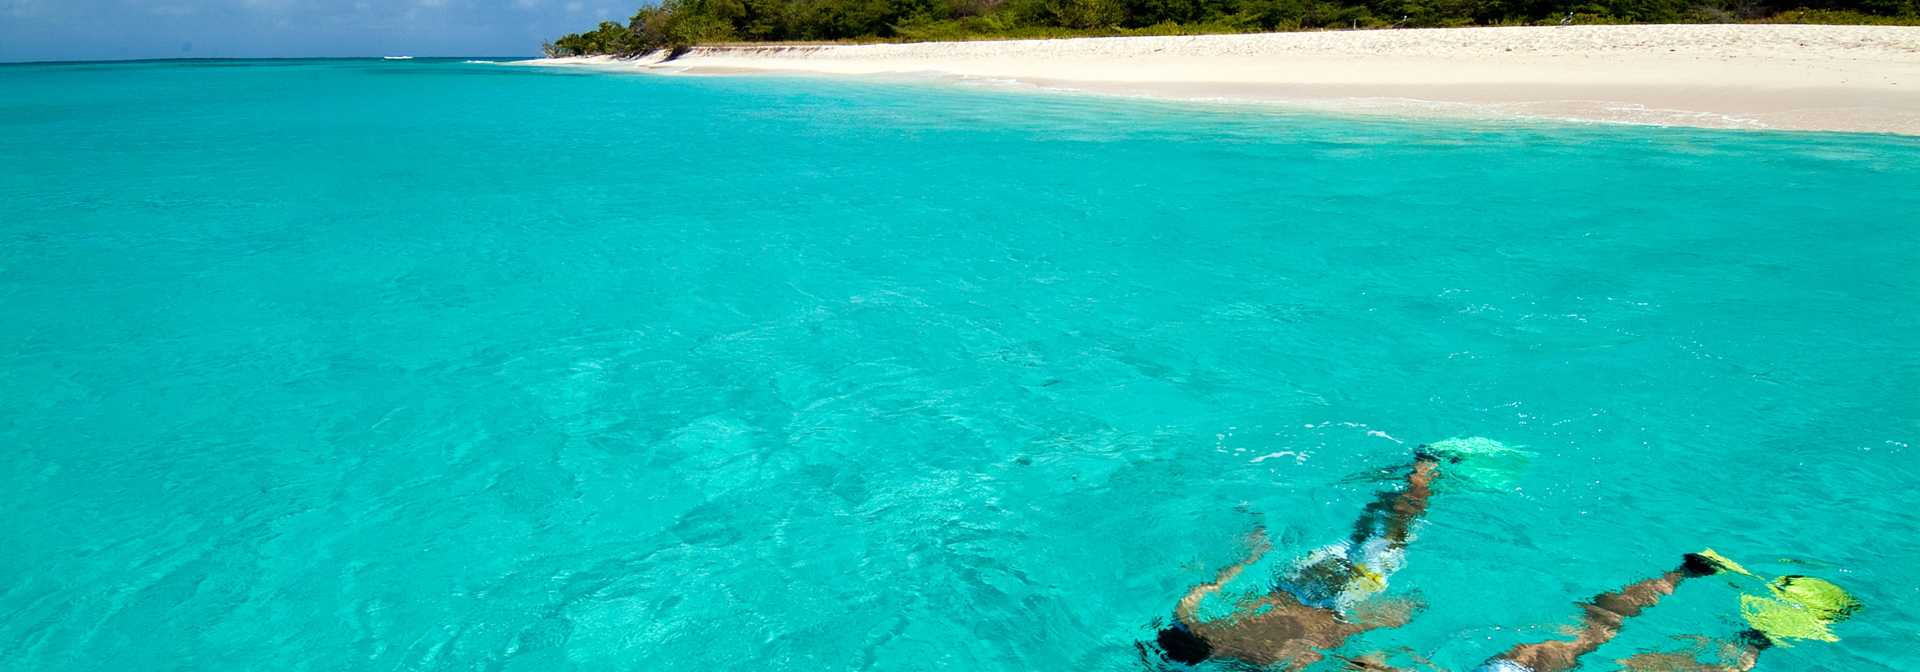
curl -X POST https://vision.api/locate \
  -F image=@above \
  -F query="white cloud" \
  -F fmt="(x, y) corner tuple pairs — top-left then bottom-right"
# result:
(565, 1), (582, 12)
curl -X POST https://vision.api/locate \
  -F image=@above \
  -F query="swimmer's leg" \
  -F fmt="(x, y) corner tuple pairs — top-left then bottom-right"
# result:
(1280, 456), (1438, 609)
(1347, 456), (1438, 548)
(1477, 555), (1718, 672)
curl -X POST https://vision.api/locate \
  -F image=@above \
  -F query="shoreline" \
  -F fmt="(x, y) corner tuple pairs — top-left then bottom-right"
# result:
(519, 25), (1920, 134)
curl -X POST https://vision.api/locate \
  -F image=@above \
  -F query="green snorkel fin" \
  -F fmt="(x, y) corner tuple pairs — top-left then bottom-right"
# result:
(1417, 437), (1532, 493)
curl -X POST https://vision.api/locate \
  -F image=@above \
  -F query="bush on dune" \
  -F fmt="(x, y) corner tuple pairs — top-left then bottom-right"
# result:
(544, 0), (1920, 56)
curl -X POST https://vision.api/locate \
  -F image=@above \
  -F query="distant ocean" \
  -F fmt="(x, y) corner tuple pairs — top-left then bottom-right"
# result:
(2, 58), (1914, 672)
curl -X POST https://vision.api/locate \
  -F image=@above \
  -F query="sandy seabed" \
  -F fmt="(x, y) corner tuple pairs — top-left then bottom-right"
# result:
(522, 25), (1920, 134)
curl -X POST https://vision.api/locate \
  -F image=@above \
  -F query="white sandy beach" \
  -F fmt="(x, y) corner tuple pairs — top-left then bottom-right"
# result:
(525, 25), (1920, 134)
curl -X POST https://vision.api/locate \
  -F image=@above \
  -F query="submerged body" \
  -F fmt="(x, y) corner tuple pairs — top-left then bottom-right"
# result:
(1164, 458), (1436, 668)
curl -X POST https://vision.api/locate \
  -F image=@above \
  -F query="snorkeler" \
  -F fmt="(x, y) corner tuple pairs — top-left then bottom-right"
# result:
(1155, 449), (1442, 669)
(1152, 440), (1861, 672)
(1334, 550), (1861, 672)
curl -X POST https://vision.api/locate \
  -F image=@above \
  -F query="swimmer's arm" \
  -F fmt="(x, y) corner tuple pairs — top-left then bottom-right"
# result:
(1282, 644), (1325, 671)
(1616, 644), (1762, 672)
(1342, 594), (1424, 634)
(1620, 652), (1758, 672)
(1330, 652), (1447, 672)
(1176, 528), (1273, 626)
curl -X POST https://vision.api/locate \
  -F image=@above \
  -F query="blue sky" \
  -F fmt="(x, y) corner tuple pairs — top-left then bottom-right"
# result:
(1, 0), (642, 62)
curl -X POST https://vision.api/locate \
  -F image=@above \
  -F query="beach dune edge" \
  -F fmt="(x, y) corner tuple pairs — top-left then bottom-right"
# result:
(520, 25), (1920, 134)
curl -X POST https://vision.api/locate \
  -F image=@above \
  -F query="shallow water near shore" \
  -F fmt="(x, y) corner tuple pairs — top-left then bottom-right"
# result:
(2, 58), (1915, 672)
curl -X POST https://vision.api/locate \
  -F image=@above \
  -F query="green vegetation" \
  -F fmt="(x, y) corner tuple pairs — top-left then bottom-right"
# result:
(544, 0), (1919, 56)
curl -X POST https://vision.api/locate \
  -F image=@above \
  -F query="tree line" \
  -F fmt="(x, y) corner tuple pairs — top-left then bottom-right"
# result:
(545, 0), (1918, 57)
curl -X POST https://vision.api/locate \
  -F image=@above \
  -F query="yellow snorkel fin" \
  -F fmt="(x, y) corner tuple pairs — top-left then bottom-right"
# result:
(1701, 550), (1863, 647)
(1696, 548), (1762, 579)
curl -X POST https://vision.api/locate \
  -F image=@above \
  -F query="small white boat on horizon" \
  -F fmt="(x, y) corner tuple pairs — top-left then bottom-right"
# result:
(383, 56), (413, 60)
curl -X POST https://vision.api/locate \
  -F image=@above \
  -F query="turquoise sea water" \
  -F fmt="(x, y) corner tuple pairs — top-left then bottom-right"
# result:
(2, 58), (1915, 671)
